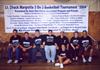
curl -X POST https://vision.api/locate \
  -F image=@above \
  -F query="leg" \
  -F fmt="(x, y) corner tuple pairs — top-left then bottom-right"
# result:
(88, 48), (93, 62)
(50, 45), (56, 62)
(7, 46), (13, 63)
(63, 59), (71, 65)
(40, 48), (46, 61)
(44, 45), (50, 63)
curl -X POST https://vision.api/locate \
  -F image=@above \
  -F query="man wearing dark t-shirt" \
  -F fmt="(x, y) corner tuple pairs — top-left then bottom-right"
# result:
(20, 32), (33, 63)
(43, 30), (57, 63)
(56, 31), (69, 50)
(80, 30), (93, 63)
(7, 29), (21, 64)
(70, 31), (80, 61)
(31, 30), (46, 62)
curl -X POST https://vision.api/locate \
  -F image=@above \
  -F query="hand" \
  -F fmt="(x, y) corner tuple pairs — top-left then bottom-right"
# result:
(41, 45), (44, 48)
(76, 46), (79, 49)
(23, 48), (26, 52)
(84, 47), (87, 51)
(13, 48), (15, 52)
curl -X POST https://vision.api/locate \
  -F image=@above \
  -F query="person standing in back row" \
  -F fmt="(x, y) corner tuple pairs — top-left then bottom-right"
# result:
(43, 30), (57, 63)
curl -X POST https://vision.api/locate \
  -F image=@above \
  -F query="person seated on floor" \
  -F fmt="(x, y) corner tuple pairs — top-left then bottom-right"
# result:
(7, 29), (21, 64)
(31, 29), (46, 62)
(55, 45), (72, 69)
(56, 31), (69, 60)
(70, 31), (80, 61)
(20, 32), (34, 63)
(80, 30), (93, 63)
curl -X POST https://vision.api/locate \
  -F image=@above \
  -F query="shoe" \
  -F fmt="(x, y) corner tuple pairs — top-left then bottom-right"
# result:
(14, 60), (18, 64)
(83, 58), (86, 63)
(88, 57), (92, 62)
(52, 60), (55, 63)
(7, 60), (12, 64)
(55, 63), (60, 66)
(60, 64), (64, 68)
(47, 60), (50, 63)
(75, 57), (78, 61)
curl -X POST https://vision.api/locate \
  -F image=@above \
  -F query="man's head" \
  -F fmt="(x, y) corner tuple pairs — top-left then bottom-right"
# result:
(24, 32), (29, 39)
(74, 31), (79, 38)
(60, 31), (65, 36)
(13, 29), (18, 36)
(83, 30), (88, 37)
(48, 30), (53, 35)
(35, 29), (40, 37)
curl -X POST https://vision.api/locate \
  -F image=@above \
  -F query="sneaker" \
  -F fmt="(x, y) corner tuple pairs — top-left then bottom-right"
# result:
(88, 57), (92, 62)
(75, 57), (78, 61)
(60, 63), (64, 68)
(7, 60), (12, 64)
(47, 60), (50, 63)
(14, 60), (18, 64)
(55, 63), (60, 66)
(52, 60), (55, 63)
(83, 58), (86, 63)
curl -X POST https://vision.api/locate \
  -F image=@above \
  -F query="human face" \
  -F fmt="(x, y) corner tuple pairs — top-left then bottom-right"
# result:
(60, 31), (64, 36)
(35, 31), (40, 37)
(48, 31), (52, 35)
(13, 31), (17, 36)
(83, 32), (87, 37)
(24, 33), (29, 39)
(74, 32), (79, 38)
(61, 45), (66, 51)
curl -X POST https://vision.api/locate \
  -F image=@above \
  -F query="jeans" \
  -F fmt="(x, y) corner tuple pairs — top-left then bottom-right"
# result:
(44, 45), (56, 61)
(8, 47), (20, 60)
(31, 46), (46, 62)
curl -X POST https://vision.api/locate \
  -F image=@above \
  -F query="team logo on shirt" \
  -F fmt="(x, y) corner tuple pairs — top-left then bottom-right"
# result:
(23, 42), (30, 48)
(73, 40), (79, 45)
(35, 38), (42, 45)
(46, 36), (54, 42)
(12, 40), (19, 46)
(82, 40), (89, 47)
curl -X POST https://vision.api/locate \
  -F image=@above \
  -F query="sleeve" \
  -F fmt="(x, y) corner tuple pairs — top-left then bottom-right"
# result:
(89, 36), (92, 45)
(9, 36), (12, 44)
(70, 37), (73, 43)
(54, 36), (58, 43)
(20, 37), (23, 46)
(66, 37), (69, 44)
(30, 38), (33, 46)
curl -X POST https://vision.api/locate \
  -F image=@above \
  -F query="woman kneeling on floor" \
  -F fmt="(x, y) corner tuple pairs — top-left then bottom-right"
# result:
(55, 45), (72, 68)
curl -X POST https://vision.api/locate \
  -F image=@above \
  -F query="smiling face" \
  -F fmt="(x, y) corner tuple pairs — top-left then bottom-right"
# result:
(24, 32), (29, 39)
(61, 45), (66, 51)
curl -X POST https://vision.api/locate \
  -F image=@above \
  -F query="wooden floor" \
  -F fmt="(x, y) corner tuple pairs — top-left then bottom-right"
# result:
(0, 46), (100, 70)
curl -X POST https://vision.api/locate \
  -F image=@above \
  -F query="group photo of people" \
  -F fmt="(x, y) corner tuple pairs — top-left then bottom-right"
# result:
(7, 29), (94, 68)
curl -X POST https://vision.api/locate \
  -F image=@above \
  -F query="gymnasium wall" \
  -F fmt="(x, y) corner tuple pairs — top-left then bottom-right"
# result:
(0, 0), (100, 41)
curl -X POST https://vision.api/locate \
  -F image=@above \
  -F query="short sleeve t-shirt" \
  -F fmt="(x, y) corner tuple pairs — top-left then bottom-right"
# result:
(56, 36), (69, 46)
(70, 37), (80, 47)
(43, 34), (57, 45)
(80, 36), (92, 48)
(10, 35), (21, 47)
(57, 50), (71, 59)
(33, 35), (43, 46)
(21, 37), (32, 48)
